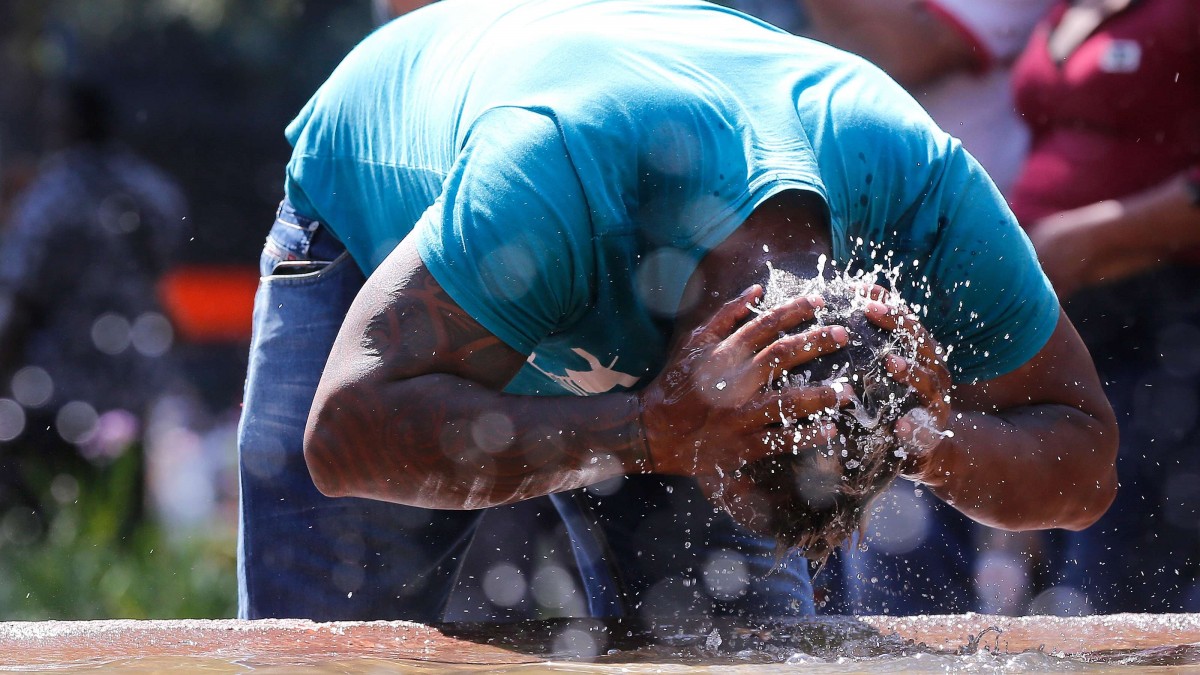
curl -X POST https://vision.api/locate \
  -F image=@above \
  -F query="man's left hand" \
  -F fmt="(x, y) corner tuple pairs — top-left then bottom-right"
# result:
(860, 286), (952, 483)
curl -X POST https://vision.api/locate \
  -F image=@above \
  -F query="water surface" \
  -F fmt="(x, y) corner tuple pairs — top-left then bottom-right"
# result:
(4, 615), (1200, 673)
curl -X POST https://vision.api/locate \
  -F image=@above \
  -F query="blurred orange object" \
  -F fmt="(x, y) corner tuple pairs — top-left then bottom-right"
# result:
(159, 265), (259, 342)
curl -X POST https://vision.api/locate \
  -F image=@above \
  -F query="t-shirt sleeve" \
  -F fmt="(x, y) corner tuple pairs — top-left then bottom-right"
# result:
(816, 63), (1059, 383)
(916, 144), (1062, 383)
(413, 107), (594, 356)
(921, 0), (1056, 63)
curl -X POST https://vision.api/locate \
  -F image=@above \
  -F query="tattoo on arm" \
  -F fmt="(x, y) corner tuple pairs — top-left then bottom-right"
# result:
(308, 263), (645, 508)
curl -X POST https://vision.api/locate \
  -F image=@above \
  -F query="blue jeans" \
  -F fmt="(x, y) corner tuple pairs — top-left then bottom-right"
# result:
(237, 200), (814, 621)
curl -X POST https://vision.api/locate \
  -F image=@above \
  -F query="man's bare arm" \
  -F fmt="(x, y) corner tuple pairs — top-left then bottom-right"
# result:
(304, 237), (849, 509)
(303, 239), (647, 509)
(903, 309), (1119, 531)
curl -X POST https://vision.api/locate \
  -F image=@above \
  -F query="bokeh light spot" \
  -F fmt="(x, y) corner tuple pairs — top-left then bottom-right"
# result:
(91, 313), (132, 355)
(531, 563), (582, 612)
(1029, 585), (1093, 617)
(701, 549), (750, 601)
(471, 412), (515, 454)
(551, 621), (603, 660)
(863, 485), (930, 555)
(50, 474), (80, 505)
(479, 243), (538, 303)
(0, 399), (26, 442)
(1, 508), (42, 546)
(482, 562), (528, 608)
(635, 247), (697, 318)
(131, 312), (174, 357)
(11, 366), (53, 408)
(243, 436), (288, 479)
(640, 575), (706, 623)
(56, 401), (98, 445)
(973, 550), (1030, 616)
(332, 561), (365, 594)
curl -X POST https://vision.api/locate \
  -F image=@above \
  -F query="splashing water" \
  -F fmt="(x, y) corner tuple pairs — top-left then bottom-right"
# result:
(720, 260), (924, 564)
(758, 261), (920, 445)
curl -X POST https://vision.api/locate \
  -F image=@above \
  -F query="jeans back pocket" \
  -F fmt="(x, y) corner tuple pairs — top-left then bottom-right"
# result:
(261, 200), (344, 276)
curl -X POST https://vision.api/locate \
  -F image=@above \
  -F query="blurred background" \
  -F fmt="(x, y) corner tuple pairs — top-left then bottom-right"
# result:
(0, 0), (376, 619)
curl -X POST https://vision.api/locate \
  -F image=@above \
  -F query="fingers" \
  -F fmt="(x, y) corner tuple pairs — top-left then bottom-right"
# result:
(746, 385), (844, 429)
(885, 353), (950, 411)
(862, 296), (945, 366)
(731, 293), (826, 354)
(894, 409), (946, 454)
(856, 282), (891, 304)
(754, 324), (848, 380)
(894, 409), (952, 483)
(862, 297), (919, 334)
(860, 291), (951, 401)
(684, 285), (764, 349)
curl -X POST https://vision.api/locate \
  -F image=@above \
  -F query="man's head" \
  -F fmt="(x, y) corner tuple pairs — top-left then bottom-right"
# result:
(679, 189), (918, 562)
(724, 265), (919, 564)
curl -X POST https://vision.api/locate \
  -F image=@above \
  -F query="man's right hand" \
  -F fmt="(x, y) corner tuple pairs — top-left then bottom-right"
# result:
(637, 284), (851, 477)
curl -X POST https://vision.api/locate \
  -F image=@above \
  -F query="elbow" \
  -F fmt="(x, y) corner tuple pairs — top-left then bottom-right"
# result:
(304, 447), (348, 499)
(303, 384), (355, 499)
(1061, 465), (1117, 531)
(1085, 463), (1119, 529)
(304, 444), (347, 499)
(1063, 412), (1120, 531)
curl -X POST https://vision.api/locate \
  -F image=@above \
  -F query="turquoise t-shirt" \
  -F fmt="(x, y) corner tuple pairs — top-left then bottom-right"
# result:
(284, 0), (1059, 395)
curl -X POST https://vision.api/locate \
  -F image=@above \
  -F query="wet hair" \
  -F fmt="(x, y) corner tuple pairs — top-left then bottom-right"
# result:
(732, 266), (920, 566)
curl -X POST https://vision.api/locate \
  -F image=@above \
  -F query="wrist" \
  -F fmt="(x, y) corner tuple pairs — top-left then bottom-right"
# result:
(899, 430), (953, 487)
(630, 393), (655, 474)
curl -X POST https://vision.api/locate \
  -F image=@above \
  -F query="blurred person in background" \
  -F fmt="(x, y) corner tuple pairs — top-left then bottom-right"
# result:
(800, 0), (1053, 194)
(0, 81), (188, 535)
(1008, 0), (1200, 615)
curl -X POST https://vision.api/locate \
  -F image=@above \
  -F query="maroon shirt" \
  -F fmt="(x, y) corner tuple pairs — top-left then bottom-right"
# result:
(1009, 0), (1200, 225)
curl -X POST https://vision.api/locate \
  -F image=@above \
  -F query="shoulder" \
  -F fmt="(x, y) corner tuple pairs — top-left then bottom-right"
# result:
(463, 107), (567, 159)
(814, 58), (952, 189)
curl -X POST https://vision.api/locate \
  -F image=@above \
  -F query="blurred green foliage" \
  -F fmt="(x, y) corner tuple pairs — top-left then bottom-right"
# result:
(0, 0), (373, 620)
(0, 448), (236, 619)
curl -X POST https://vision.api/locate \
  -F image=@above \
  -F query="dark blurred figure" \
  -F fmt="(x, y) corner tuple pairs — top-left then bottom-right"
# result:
(0, 81), (188, 535)
(1008, 0), (1200, 615)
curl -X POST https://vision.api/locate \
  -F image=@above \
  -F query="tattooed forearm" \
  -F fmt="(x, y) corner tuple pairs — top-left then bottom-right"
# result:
(308, 374), (646, 508)
(304, 241), (651, 509)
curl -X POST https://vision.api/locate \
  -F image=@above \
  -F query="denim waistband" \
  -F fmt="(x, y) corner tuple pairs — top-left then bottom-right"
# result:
(272, 199), (346, 263)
